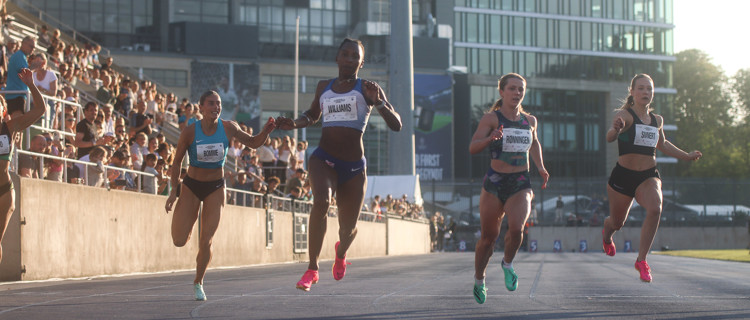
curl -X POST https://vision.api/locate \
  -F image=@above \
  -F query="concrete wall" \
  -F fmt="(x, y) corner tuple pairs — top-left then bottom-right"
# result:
(0, 177), (425, 281)
(387, 217), (431, 255)
(529, 226), (750, 253)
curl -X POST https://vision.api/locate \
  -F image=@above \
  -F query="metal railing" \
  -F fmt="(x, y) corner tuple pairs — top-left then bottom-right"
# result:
(13, 149), (156, 193)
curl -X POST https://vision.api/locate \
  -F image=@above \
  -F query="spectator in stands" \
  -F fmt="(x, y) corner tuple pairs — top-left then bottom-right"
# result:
(155, 158), (170, 195)
(257, 138), (276, 178)
(37, 25), (51, 48)
(130, 132), (148, 169)
(74, 101), (109, 159)
(178, 102), (196, 131)
(284, 168), (307, 195)
(4, 37), (17, 56)
(232, 171), (253, 206)
(244, 154), (263, 182)
(147, 136), (158, 155)
(85, 146), (108, 188)
(371, 195), (382, 220)
(129, 100), (153, 137)
(96, 74), (115, 105)
(63, 143), (81, 183)
(5, 36), (36, 119)
(115, 78), (133, 117)
(44, 133), (64, 182)
(100, 56), (113, 72)
(156, 142), (173, 165)
(108, 150), (129, 190)
(30, 53), (57, 97)
(265, 176), (283, 197)
(17, 134), (47, 178)
(113, 124), (128, 147)
(277, 135), (294, 171)
(296, 140), (308, 168)
(288, 186), (304, 200)
(0, 38), (16, 85)
(140, 153), (158, 194)
(101, 103), (115, 135)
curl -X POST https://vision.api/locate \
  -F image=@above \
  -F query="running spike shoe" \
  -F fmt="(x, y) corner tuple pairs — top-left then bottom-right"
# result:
(332, 241), (350, 281)
(296, 269), (319, 291)
(501, 263), (518, 291)
(602, 229), (616, 256)
(194, 283), (207, 301)
(635, 260), (652, 282)
(473, 282), (488, 304)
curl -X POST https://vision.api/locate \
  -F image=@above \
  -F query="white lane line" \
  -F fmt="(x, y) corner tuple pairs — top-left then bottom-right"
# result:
(528, 255), (545, 300)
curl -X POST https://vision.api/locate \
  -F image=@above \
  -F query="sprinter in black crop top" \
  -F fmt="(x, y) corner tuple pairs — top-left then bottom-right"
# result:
(0, 68), (48, 264)
(602, 74), (702, 283)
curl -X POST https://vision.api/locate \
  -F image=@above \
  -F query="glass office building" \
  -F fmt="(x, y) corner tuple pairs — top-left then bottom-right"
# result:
(450, 0), (675, 179)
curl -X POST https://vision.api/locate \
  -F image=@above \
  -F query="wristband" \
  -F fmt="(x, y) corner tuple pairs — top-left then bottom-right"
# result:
(375, 100), (386, 110)
(301, 113), (312, 125)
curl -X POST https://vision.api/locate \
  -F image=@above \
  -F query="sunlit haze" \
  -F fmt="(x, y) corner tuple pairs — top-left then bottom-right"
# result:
(673, 0), (750, 76)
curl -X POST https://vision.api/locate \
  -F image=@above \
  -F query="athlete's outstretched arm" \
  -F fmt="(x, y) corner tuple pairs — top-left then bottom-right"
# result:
(528, 115), (548, 189)
(655, 115), (702, 161)
(231, 117), (276, 148)
(276, 80), (326, 130)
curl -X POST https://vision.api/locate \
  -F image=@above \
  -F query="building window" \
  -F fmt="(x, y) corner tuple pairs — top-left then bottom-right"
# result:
(142, 69), (188, 87)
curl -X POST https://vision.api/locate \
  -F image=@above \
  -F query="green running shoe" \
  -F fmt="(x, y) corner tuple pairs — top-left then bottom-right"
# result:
(194, 283), (207, 301)
(502, 264), (518, 291)
(473, 283), (487, 304)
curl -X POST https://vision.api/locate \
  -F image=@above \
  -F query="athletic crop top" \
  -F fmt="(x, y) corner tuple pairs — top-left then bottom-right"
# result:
(0, 122), (13, 161)
(188, 120), (230, 169)
(488, 111), (532, 166)
(320, 78), (372, 132)
(617, 108), (658, 156)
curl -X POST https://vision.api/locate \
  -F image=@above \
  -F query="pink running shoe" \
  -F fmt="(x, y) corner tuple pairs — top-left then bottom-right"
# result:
(332, 241), (350, 281)
(296, 269), (319, 291)
(602, 229), (616, 256)
(634, 260), (652, 282)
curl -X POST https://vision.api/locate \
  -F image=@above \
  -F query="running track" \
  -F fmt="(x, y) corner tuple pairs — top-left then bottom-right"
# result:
(0, 252), (748, 319)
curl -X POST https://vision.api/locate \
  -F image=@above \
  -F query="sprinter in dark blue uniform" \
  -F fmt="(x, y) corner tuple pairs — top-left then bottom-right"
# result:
(603, 74), (702, 283)
(0, 68), (47, 264)
(276, 38), (402, 292)
(165, 90), (276, 301)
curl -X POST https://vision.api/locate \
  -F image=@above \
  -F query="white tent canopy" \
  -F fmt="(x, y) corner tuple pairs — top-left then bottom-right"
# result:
(365, 175), (423, 206)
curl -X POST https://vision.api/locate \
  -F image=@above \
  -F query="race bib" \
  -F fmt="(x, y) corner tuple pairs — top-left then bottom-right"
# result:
(502, 128), (532, 152)
(633, 124), (658, 147)
(322, 95), (357, 122)
(196, 143), (224, 163)
(0, 135), (9, 155)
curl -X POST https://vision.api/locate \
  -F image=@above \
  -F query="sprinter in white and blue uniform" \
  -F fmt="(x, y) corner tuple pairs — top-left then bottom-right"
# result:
(165, 90), (277, 301)
(469, 73), (549, 304)
(602, 74), (702, 283)
(276, 38), (403, 292)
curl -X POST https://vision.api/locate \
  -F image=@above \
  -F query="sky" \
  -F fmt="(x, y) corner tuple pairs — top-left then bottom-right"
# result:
(673, 0), (750, 76)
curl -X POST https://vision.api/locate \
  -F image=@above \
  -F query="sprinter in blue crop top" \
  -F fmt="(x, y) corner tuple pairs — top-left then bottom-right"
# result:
(468, 73), (548, 304)
(0, 68), (47, 264)
(165, 90), (276, 301)
(603, 74), (702, 283)
(276, 38), (403, 292)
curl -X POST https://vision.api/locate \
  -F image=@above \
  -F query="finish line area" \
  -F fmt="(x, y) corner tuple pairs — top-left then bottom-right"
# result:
(0, 252), (748, 319)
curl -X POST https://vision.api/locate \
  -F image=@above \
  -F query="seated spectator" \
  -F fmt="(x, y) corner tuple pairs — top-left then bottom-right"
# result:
(156, 142), (173, 165)
(44, 134), (64, 182)
(232, 171), (253, 206)
(37, 25), (51, 48)
(155, 159), (170, 195)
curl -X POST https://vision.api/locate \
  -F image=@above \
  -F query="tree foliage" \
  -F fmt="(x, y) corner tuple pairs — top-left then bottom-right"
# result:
(673, 49), (749, 177)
